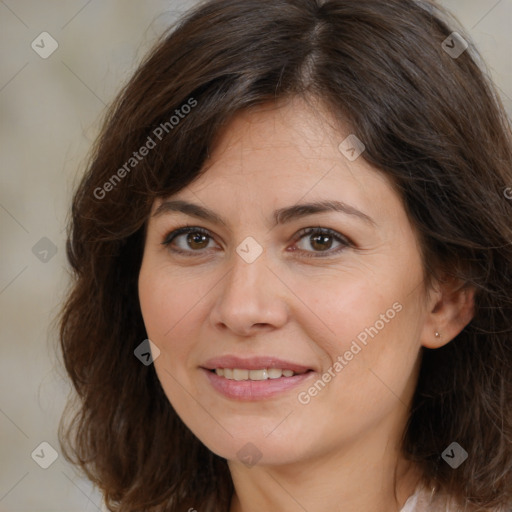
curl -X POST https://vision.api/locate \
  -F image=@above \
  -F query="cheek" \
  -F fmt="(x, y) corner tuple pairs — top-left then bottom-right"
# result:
(138, 263), (194, 379)
(138, 261), (224, 398)
(316, 298), (423, 422)
(288, 265), (408, 358)
(291, 264), (424, 408)
(138, 260), (203, 339)
(138, 267), (202, 413)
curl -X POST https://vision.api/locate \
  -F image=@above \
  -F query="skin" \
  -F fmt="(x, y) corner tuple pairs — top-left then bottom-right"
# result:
(138, 96), (474, 512)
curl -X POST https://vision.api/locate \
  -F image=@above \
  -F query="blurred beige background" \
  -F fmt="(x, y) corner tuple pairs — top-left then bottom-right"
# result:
(0, 1), (510, 510)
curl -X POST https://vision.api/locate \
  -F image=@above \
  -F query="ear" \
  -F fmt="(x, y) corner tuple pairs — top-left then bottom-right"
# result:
(420, 276), (475, 349)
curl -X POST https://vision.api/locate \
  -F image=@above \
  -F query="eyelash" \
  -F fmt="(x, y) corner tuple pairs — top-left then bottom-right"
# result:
(160, 226), (353, 258)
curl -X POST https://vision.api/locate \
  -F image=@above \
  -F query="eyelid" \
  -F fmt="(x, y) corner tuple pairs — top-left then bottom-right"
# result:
(161, 225), (354, 257)
(161, 226), (214, 247)
(293, 226), (354, 247)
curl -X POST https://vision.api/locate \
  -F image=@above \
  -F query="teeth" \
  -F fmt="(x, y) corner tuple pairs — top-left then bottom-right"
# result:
(268, 368), (283, 379)
(233, 369), (249, 381)
(249, 369), (268, 380)
(213, 368), (301, 380)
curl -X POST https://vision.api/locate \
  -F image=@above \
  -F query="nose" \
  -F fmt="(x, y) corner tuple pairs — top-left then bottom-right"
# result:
(209, 246), (289, 337)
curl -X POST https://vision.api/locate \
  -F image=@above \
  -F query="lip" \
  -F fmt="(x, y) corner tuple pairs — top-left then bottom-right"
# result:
(202, 368), (315, 401)
(201, 355), (314, 373)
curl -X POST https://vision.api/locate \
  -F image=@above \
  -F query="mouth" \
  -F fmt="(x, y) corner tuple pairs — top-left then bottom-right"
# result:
(200, 356), (316, 400)
(209, 368), (312, 380)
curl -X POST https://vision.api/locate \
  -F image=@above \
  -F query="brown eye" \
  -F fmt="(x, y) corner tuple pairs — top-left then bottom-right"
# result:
(293, 228), (351, 258)
(185, 231), (210, 250)
(161, 226), (351, 258)
(162, 227), (216, 254)
(309, 233), (334, 251)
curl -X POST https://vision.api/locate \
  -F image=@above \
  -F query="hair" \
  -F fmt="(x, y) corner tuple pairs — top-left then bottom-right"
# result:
(57, 0), (512, 510)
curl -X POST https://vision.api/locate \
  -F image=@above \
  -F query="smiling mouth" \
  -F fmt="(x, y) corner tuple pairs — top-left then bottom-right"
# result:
(210, 368), (312, 381)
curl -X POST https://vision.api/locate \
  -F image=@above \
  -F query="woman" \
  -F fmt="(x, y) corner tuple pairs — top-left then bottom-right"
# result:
(58, 0), (512, 510)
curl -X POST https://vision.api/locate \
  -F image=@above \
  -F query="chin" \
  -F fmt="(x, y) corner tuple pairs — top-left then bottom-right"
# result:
(193, 426), (316, 468)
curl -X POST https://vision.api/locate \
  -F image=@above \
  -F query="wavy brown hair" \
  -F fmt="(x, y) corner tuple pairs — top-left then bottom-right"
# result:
(57, 0), (512, 510)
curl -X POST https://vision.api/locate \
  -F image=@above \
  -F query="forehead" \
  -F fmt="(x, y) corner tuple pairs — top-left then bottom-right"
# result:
(205, 97), (349, 171)
(152, 97), (399, 222)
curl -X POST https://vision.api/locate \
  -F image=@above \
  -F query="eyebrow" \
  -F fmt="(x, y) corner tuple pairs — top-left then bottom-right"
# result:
(152, 199), (375, 227)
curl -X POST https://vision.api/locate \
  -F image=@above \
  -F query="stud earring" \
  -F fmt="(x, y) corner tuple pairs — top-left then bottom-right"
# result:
(435, 331), (441, 338)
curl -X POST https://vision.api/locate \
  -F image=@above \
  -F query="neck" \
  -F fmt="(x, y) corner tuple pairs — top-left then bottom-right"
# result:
(228, 429), (422, 512)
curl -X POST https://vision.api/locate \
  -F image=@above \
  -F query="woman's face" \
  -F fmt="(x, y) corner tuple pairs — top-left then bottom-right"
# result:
(138, 97), (433, 467)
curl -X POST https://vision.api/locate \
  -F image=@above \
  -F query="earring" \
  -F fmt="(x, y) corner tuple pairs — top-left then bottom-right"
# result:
(435, 331), (441, 338)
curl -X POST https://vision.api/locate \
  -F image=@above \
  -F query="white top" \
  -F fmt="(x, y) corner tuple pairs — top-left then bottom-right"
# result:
(400, 487), (429, 512)
(400, 485), (508, 512)
(400, 485), (446, 512)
